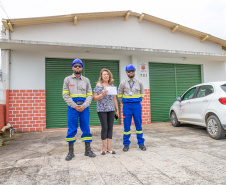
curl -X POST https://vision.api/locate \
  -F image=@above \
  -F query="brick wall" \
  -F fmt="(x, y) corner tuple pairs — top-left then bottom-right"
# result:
(8, 90), (46, 132)
(0, 104), (6, 129)
(8, 89), (151, 132)
(120, 89), (151, 125)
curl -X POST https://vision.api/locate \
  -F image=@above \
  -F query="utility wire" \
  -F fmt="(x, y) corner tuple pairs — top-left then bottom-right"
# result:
(0, 0), (10, 19)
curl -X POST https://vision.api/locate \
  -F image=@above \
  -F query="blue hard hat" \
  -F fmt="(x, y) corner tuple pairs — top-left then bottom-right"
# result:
(71, 58), (83, 67)
(125, 64), (136, 71)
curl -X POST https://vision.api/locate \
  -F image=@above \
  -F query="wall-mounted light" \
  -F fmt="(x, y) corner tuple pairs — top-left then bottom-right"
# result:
(0, 70), (6, 82)
(182, 57), (187, 61)
(0, 70), (3, 81)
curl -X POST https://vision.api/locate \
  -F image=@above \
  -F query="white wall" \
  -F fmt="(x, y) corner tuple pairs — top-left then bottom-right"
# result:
(9, 50), (131, 90)
(10, 51), (46, 89)
(202, 61), (226, 82)
(9, 50), (226, 90)
(11, 17), (224, 54)
(5, 17), (226, 90)
(136, 57), (226, 87)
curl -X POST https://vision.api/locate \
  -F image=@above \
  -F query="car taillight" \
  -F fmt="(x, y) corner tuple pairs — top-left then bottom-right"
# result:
(219, 98), (226, 104)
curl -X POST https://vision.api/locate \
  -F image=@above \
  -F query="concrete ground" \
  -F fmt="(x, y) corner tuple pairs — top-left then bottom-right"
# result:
(1, 122), (226, 185)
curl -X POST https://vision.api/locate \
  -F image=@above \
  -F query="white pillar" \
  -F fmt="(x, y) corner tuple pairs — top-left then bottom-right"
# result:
(131, 55), (138, 69)
(224, 61), (226, 73)
(1, 49), (10, 104)
(130, 55), (140, 80)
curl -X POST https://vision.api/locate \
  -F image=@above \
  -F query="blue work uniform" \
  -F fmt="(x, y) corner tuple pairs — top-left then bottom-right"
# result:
(118, 78), (145, 146)
(62, 74), (93, 143)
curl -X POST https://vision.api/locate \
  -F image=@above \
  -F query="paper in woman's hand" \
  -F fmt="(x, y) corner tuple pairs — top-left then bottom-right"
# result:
(105, 87), (117, 95)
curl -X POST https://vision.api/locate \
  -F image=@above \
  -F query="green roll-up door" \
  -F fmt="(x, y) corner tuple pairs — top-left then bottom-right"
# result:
(46, 58), (74, 129)
(176, 64), (202, 96)
(149, 63), (176, 123)
(46, 58), (120, 129)
(149, 62), (201, 123)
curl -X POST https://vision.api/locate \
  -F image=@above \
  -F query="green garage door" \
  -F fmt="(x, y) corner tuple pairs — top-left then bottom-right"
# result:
(149, 62), (201, 123)
(46, 58), (120, 129)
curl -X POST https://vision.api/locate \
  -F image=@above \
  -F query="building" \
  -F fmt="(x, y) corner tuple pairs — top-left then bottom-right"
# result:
(0, 11), (226, 132)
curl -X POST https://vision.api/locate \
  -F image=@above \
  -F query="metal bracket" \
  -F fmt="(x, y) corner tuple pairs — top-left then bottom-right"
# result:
(0, 70), (6, 82)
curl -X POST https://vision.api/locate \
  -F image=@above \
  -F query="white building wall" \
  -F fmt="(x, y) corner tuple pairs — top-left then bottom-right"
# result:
(9, 50), (226, 90)
(202, 61), (226, 82)
(10, 50), (130, 90)
(11, 17), (223, 54)
(136, 58), (226, 88)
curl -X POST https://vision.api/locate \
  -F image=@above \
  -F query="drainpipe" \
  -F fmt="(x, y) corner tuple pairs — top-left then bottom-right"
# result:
(0, 123), (11, 134)
(0, 28), (11, 131)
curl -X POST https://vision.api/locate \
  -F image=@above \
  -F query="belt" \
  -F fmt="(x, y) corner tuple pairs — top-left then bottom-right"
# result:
(75, 101), (84, 104)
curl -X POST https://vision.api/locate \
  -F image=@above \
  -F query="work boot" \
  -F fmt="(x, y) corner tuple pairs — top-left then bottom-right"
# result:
(85, 142), (96, 157)
(123, 145), (129, 152)
(65, 143), (75, 161)
(139, 144), (147, 151)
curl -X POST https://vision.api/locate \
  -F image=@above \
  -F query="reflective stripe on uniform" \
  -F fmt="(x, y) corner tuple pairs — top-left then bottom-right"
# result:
(86, 92), (93, 96)
(136, 130), (143, 134)
(81, 137), (92, 141)
(65, 137), (76, 141)
(70, 94), (87, 98)
(117, 94), (123, 98)
(63, 91), (69, 94)
(124, 131), (131, 135)
(122, 94), (143, 99)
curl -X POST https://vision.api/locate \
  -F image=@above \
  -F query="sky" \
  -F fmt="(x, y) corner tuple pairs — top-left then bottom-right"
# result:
(0, 0), (226, 40)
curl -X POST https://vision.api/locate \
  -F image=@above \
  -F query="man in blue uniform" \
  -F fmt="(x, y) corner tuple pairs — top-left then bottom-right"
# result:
(117, 64), (146, 152)
(62, 58), (96, 161)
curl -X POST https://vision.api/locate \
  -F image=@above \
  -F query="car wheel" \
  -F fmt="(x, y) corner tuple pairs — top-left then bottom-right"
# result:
(206, 115), (225, 140)
(170, 111), (180, 127)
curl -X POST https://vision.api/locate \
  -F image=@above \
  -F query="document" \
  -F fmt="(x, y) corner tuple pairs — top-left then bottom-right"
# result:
(105, 86), (117, 95)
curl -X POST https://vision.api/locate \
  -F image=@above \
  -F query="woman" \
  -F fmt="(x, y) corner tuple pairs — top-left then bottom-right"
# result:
(93, 68), (119, 155)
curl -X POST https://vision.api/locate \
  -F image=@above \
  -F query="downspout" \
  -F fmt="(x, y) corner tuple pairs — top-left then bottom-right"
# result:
(4, 28), (11, 125)
(0, 27), (11, 132)
(1, 49), (10, 128)
(0, 123), (11, 134)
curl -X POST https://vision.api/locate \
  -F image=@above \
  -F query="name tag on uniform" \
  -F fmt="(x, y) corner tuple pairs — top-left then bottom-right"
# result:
(129, 92), (133, 96)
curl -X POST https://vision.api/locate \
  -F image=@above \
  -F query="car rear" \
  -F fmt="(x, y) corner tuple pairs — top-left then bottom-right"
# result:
(207, 82), (226, 130)
(217, 83), (226, 129)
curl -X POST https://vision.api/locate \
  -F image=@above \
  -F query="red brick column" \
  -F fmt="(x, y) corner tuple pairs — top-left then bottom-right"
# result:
(0, 104), (6, 129)
(120, 89), (151, 125)
(8, 90), (45, 132)
(141, 89), (151, 124)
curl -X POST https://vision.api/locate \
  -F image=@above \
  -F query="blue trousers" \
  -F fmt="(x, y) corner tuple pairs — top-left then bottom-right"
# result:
(123, 102), (145, 146)
(65, 106), (92, 143)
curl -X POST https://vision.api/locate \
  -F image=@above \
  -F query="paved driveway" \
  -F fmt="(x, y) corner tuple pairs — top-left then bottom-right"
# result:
(1, 122), (226, 185)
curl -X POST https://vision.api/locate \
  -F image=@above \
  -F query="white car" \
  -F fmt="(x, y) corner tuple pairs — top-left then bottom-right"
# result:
(169, 81), (226, 140)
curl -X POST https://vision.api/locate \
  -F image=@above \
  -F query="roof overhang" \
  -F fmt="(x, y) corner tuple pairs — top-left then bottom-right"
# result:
(0, 39), (225, 61)
(1, 10), (226, 48)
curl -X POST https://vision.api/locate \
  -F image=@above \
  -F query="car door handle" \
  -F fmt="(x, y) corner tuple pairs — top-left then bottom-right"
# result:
(203, 99), (208, 102)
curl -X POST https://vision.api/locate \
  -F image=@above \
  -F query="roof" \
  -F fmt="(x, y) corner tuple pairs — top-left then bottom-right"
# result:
(2, 10), (226, 48)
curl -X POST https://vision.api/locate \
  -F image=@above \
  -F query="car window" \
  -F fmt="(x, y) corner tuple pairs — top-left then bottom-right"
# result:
(182, 88), (196, 100)
(196, 85), (214, 98)
(221, 84), (226, 92)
